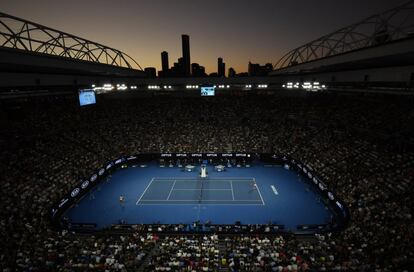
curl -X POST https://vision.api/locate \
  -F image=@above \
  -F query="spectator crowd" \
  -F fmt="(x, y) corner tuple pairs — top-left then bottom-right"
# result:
(0, 91), (413, 271)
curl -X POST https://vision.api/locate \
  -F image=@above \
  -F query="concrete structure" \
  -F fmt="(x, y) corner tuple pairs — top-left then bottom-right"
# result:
(269, 38), (414, 86)
(0, 47), (146, 88)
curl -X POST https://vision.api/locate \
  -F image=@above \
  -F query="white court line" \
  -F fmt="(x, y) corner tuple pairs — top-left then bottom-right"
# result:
(152, 177), (256, 180)
(139, 199), (262, 202)
(140, 204), (263, 206)
(230, 180), (235, 200)
(137, 177), (264, 206)
(254, 178), (266, 206)
(166, 179), (177, 200)
(136, 178), (154, 205)
(172, 188), (232, 191)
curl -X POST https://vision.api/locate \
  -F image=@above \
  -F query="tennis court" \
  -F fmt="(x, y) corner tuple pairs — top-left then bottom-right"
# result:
(136, 177), (265, 205)
(65, 162), (333, 229)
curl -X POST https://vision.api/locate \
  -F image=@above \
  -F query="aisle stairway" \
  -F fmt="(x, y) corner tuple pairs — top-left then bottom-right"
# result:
(218, 239), (229, 272)
(138, 242), (159, 272)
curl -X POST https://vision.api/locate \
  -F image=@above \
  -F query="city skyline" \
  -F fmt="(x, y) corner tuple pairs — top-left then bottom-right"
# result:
(1, 0), (404, 73)
(159, 35), (231, 77)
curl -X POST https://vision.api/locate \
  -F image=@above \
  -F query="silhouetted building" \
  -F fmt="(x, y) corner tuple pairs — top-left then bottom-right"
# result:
(218, 58), (226, 77)
(161, 51), (169, 75)
(182, 34), (191, 76)
(192, 63), (206, 77)
(157, 34), (226, 78)
(248, 62), (273, 76)
(236, 72), (248, 77)
(209, 72), (218, 77)
(168, 57), (185, 77)
(264, 63), (273, 73)
(144, 67), (157, 78)
(228, 67), (236, 77)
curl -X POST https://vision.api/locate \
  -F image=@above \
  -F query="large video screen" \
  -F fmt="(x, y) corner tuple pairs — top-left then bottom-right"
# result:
(79, 89), (96, 106)
(201, 86), (215, 96)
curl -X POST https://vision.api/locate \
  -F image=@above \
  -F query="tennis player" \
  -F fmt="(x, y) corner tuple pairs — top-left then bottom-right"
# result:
(250, 180), (258, 192)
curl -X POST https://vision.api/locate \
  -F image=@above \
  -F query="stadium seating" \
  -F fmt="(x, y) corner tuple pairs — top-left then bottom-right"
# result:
(0, 92), (413, 271)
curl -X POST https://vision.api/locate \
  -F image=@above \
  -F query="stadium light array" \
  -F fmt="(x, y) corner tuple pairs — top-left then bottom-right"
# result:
(91, 83), (115, 94)
(103, 84), (114, 91)
(185, 85), (199, 89)
(245, 84), (252, 89)
(116, 84), (127, 91)
(285, 82), (300, 89)
(258, 84), (268, 88)
(283, 82), (326, 92)
(302, 82), (312, 89)
(148, 85), (160, 89)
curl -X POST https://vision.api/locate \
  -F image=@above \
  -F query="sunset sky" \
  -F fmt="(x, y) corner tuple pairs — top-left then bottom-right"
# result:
(2, 0), (403, 73)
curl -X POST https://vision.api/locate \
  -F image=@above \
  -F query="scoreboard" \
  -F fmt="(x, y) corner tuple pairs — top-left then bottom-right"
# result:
(79, 89), (96, 106)
(200, 86), (215, 96)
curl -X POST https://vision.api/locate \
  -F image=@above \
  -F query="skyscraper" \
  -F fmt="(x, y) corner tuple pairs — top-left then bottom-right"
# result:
(161, 51), (169, 74)
(218, 57), (225, 77)
(228, 67), (236, 77)
(182, 34), (191, 76)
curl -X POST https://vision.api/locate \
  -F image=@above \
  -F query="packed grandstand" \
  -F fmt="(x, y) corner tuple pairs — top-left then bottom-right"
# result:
(0, 91), (413, 271)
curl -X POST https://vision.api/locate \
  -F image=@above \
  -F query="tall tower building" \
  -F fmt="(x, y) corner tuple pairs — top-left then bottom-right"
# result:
(182, 34), (191, 76)
(161, 51), (169, 74)
(218, 57), (225, 77)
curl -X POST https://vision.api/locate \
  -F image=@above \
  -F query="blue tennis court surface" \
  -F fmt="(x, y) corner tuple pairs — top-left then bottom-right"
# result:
(64, 162), (333, 230)
(137, 178), (264, 205)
